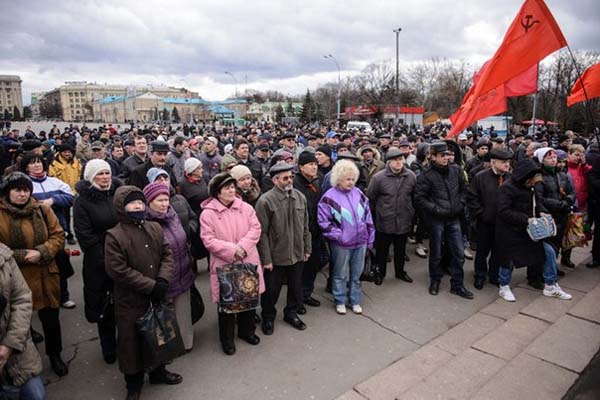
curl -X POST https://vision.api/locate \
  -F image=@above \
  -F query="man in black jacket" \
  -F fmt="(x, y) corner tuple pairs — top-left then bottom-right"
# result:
(415, 141), (473, 299)
(293, 151), (322, 313)
(467, 149), (512, 289)
(128, 140), (176, 189)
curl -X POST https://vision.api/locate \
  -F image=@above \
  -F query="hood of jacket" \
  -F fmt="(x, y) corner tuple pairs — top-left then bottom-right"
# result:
(113, 185), (145, 222)
(512, 158), (542, 184)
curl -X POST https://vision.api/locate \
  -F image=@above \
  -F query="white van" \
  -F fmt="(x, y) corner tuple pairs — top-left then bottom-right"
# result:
(346, 121), (372, 132)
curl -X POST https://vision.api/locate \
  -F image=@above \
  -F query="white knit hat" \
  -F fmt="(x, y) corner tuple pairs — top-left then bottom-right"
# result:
(184, 157), (202, 175)
(84, 159), (111, 183)
(230, 165), (252, 181)
(534, 147), (555, 164)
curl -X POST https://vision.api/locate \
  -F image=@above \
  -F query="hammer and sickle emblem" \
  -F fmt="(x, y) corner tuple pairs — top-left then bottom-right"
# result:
(521, 14), (540, 33)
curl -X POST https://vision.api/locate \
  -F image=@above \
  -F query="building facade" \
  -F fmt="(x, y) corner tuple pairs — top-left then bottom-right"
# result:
(42, 81), (197, 121)
(0, 75), (23, 118)
(246, 100), (302, 121)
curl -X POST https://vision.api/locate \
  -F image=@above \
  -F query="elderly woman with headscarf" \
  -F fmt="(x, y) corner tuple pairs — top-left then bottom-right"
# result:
(143, 182), (195, 352)
(104, 185), (181, 400)
(230, 165), (261, 207)
(0, 172), (68, 377)
(73, 159), (122, 364)
(200, 173), (264, 355)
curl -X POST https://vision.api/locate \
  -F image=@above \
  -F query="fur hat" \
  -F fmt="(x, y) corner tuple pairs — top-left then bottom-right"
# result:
(208, 173), (237, 198)
(1, 172), (33, 196)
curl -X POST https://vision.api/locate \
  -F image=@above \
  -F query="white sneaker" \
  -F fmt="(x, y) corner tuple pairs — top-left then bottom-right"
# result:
(415, 244), (427, 258)
(335, 305), (347, 315)
(464, 248), (474, 260)
(498, 285), (516, 302)
(351, 305), (363, 314)
(61, 300), (76, 309)
(543, 283), (573, 300)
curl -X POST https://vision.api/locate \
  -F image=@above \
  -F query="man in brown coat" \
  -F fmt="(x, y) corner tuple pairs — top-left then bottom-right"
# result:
(104, 185), (180, 400)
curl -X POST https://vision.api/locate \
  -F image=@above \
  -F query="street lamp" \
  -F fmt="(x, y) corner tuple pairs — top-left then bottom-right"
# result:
(224, 71), (238, 98)
(393, 27), (402, 125)
(323, 54), (341, 126)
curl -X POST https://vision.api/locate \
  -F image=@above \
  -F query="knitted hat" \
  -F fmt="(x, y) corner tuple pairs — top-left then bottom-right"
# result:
(1, 172), (33, 196)
(220, 154), (237, 170)
(84, 159), (111, 183)
(315, 145), (332, 159)
(534, 147), (555, 164)
(208, 173), (237, 198)
(143, 182), (170, 203)
(298, 150), (317, 166)
(184, 158), (202, 175)
(146, 167), (169, 183)
(230, 165), (252, 181)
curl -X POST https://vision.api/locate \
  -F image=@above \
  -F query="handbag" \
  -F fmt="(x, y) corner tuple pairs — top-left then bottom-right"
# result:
(360, 249), (383, 286)
(135, 302), (185, 371)
(526, 191), (557, 242)
(190, 283), (205, 324)
(562, 212), (587, 250)
(216, 263), (259, 314)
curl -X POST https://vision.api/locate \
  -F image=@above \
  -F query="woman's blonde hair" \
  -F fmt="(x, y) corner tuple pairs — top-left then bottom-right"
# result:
(331, 159), (359, 187)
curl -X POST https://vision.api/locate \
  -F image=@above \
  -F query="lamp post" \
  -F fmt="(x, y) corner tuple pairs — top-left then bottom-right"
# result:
(393, 27), (402, 126)
(224, 71), (238, 98)
(324, 54), (341, 127)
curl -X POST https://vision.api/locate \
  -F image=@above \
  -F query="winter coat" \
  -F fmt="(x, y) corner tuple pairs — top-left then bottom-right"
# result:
(169, 189), (197, 239)
(49, 154), (82, 193)
(180, 176), (209, 215)
(146, 206), (194, 299)
(255, 186), (312, 266)
(536, 167), (576, 250)
(414, 162), (466, 223)
(120, 154), (145, 181)
(104, 185), (175, 374)
(357, 146), (385, 187)
(166, 150), (188, 186)
(73, 179), (122, 323)
(0, 243), (43, 387)
(0, 197), (64, 311)
(293, 173), (322, 242)
(128, 160), (176, 190)
(198, 151), (222, 183)
(200, 196), (265, 303)
(237, 177), (262, 207)
(233, 155), (263, 183)
(494, 159), (547, 268)
(366, 166), (416, 235)
(567, 161), (592, 210)
(318, 186), (375, 249)
(30, 174), (74, 232)
(467, 169), (511, 224)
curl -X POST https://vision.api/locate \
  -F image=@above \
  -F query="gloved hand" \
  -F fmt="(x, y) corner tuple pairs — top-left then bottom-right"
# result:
(150, 278), (169, 302)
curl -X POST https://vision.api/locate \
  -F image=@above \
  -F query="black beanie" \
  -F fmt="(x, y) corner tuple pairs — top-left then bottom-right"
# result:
(298, 151), (317, 166)
(315, 145), (332, 159)
(1, 172), (33, 197)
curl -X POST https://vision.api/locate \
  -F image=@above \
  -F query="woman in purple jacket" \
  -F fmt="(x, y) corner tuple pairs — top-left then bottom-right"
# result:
(143, 182), (195, 351)
(318, 160), (375, 315)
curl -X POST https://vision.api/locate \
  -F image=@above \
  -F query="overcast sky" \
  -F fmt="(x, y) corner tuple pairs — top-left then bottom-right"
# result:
(1, 0), (598, 104)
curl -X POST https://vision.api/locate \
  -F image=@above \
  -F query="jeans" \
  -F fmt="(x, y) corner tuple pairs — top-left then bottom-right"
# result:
(498, 241), (557, 286)
(0, 375), (46, 400)
(330, 244), (366, 306)
(428, 218), (465, 288)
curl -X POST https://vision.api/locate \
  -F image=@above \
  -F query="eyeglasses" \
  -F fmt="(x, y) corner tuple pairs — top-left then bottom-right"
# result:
(279, 175), (293, 182)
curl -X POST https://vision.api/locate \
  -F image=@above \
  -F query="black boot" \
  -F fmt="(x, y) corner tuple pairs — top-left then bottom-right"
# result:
(149, 365), (183, 385)
(30, 328), (44, 344)
(125, 389), (141, 400)
(49, 354), (69, 377)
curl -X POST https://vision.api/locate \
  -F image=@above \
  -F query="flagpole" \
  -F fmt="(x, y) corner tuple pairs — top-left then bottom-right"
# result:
(530, 70), (538, 135)
(566, 46), (599, 142)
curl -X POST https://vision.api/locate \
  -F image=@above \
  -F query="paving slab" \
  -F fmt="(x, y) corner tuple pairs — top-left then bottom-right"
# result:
(397, 348), (505, 400)
(557, 266), (600, 293)
(479, 286), (540, 320)
(430, 312), (504, 355)
(336, 390), (366, 400)
(354, 345), (453, 400)
(526, 314), (600, 373)
(568, 285), (600, 323)
(472, 314), (550, 360)
(519, 290), (583, 323)
(471, 353), (578, 400)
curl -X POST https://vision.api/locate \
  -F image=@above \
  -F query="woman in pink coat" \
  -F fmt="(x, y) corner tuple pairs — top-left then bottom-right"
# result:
(200, 172), (264, 355)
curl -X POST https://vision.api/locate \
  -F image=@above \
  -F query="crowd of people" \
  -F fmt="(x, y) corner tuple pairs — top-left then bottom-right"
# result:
(0, 120), (598, 399)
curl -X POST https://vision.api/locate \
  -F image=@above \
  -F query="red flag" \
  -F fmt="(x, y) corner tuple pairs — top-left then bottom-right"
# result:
(473, 0), (566, 98)
(567, 62), (600, 107)
(448, 62), (537, 136)
(449, 85), (507, 136)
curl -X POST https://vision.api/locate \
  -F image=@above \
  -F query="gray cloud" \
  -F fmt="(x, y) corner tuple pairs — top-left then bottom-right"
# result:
(0, 0), (597, 102)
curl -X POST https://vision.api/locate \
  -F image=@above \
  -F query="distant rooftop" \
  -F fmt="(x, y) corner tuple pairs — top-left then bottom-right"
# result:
(0, 75), (22, 82)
